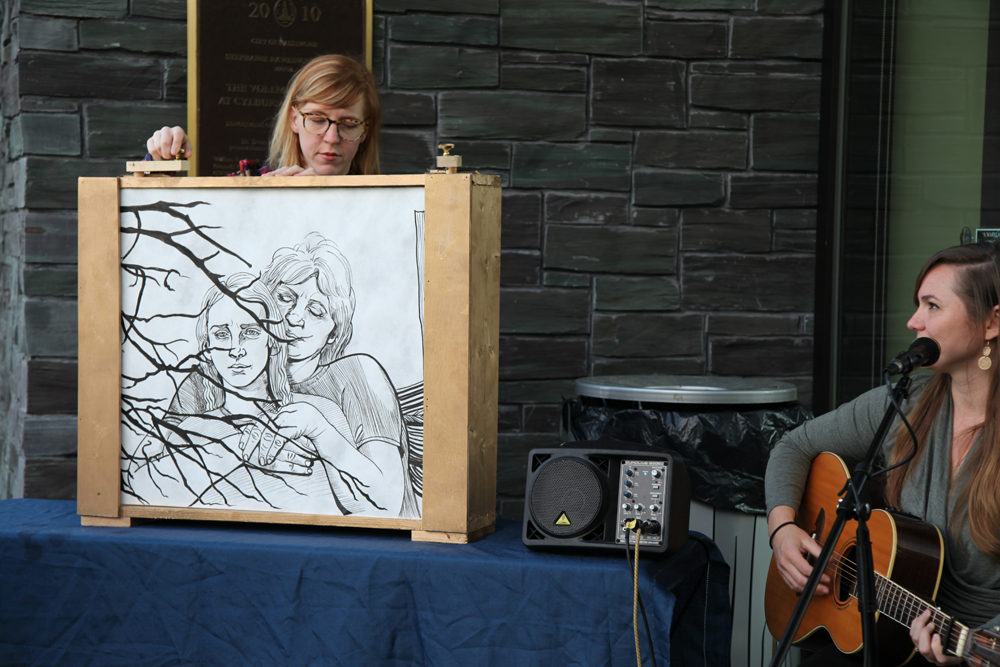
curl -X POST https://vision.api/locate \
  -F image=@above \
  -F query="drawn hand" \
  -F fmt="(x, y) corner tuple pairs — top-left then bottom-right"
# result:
(910, 610), (962, 665)
(146, 126), (192, 160)
(265, 402), (351, 465)
(273, 403), (330, 442)
(238, 424), (312, 473)
(771, 518), (830, 596)
(270, 402), (405, 516)
(259, 439), (314, 474)
(261, 165), (317, 177)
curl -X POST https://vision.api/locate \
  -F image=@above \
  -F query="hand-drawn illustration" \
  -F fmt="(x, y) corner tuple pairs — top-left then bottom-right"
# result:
(119, 187), (425, 519)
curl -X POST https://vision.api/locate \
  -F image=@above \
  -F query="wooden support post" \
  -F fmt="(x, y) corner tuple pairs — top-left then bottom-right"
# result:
(77, 178), (124, 521)
(415, 173), (501, 544)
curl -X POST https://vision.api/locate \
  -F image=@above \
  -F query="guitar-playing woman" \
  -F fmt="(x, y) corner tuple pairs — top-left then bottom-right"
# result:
(766, 242), (1000, 666)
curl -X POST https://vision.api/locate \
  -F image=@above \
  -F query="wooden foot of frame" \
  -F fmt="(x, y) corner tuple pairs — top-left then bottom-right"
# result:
(411, 524), (495, 544)
(80, 516), (137, 527)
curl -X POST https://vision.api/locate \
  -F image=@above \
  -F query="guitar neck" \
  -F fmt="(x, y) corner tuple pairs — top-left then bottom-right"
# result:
(869, 571), (974, 660)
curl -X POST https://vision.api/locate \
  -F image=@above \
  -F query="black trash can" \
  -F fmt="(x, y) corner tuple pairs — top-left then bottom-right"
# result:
(568, 375), (811, 514)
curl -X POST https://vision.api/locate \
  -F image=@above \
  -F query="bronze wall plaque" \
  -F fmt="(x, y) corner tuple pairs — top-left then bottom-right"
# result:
(188, 0), (371, 176)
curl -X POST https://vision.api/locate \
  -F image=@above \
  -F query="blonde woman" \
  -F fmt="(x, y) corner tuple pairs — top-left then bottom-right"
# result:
(145, 54), (381, 176)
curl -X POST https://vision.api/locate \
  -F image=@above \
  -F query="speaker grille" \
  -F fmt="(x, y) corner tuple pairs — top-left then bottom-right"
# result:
(529, 458), (605, 537)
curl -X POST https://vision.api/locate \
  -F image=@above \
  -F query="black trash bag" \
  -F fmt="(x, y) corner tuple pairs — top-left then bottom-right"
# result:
(568, 398), (813, 514)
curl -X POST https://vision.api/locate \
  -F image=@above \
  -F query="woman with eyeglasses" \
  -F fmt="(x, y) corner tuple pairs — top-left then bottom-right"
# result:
(144, 54), (380, 177)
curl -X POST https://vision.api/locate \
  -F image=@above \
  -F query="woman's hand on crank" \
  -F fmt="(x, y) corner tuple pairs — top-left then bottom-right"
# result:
(146, 126), (192, 161)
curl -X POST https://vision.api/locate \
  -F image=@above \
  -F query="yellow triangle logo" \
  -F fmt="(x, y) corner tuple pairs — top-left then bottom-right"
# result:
(555, 512), (571, 526)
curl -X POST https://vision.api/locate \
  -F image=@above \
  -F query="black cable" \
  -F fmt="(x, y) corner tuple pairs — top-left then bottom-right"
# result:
(839, 371), (918, 514)
(872, 370), (919, 477)
(624, 527), (658, 667)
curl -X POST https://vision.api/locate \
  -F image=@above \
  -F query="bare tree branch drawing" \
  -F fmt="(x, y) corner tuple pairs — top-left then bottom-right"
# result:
(119, 199), (420, 518)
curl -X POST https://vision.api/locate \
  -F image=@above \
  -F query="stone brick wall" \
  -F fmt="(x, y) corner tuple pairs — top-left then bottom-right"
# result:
(1, 0), (27, 499)
(369, 0), (823, 517)
(0, 0), (186, 499)
(0, 0), (823, 517)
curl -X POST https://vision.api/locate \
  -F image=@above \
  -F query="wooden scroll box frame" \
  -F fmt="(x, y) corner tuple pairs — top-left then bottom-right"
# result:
(77, 173), (501, 544)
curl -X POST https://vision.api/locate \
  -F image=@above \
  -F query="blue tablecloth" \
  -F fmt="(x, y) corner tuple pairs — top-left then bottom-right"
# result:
(0, 499), (730, 667)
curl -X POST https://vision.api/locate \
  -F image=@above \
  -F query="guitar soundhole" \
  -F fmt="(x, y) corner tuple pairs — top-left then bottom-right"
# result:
(835, 544), (858, 606)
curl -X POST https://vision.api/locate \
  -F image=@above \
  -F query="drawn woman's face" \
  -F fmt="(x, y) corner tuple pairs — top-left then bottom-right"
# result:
(275, 275), (336, 362)
(206, 298), (270, 389)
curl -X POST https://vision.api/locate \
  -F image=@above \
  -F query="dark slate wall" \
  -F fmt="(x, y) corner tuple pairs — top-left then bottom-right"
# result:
(1, 1), (27, 499)
(0, 0), (187, 500)
(0, 0), (823, 517)
(371, 0), (823, 518)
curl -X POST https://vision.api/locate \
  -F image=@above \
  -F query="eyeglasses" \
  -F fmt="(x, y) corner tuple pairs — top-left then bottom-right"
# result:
(297, 111), (367, 141)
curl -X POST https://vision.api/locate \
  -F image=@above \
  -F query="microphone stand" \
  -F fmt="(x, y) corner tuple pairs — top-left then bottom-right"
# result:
(769, 373), (913, 667)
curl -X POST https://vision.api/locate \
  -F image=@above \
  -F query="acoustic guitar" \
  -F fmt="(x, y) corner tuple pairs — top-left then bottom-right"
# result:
(764, 452), (1000, 666)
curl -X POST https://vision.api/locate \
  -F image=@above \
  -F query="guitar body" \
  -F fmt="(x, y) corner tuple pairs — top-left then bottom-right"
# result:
(765, 452), (945, 666)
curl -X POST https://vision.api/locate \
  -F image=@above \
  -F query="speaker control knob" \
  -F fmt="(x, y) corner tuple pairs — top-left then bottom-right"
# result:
(623, 490), (632, 499)
(635, 503), (644, 512)
(625, 468), (634, 477)
(623, 479), (633, 488)
(652, 469), (662, 478)
(622, 504), (632, 512)
(650, 504), (660, 513)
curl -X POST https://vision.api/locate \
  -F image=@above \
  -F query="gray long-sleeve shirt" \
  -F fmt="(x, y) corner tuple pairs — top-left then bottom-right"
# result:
(765, 376), (1000, 629)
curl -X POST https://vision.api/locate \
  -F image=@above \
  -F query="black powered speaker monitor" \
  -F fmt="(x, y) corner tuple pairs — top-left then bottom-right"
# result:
(522, 441), (690, 554)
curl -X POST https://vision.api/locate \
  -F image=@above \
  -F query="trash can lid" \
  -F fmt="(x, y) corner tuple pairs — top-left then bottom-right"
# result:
(574, 375), (797, 405)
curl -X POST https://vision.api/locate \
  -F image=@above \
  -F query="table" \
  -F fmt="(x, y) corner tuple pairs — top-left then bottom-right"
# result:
(1, 499), (731, 666)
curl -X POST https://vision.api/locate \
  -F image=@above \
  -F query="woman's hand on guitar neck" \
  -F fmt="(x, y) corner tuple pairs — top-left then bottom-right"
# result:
(910, 610), (963, 665)
(769, 506), (831, 596)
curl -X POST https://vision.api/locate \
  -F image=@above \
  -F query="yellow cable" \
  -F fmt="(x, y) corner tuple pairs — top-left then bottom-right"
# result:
(634, 528), (642, 667)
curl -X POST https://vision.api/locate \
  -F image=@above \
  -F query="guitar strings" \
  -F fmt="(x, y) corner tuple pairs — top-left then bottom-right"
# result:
(968, 632), (1000, 666)
(825, 549), (960, 654)
(809, 544), (965, 656)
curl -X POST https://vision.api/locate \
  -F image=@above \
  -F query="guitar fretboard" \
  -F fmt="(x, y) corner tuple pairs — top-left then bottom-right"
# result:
(839, 557), (971, 659)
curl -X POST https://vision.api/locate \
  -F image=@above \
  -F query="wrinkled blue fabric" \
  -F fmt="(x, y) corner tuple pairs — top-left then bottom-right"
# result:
(0, 500), (730, 667)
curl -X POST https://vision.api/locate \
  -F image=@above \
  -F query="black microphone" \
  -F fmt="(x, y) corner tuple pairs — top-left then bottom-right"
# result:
(884, 337), (940, 376)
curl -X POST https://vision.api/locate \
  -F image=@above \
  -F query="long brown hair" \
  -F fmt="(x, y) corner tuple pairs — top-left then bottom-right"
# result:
(885, 242), (1000, 559)
(268, 54), (381, 175)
